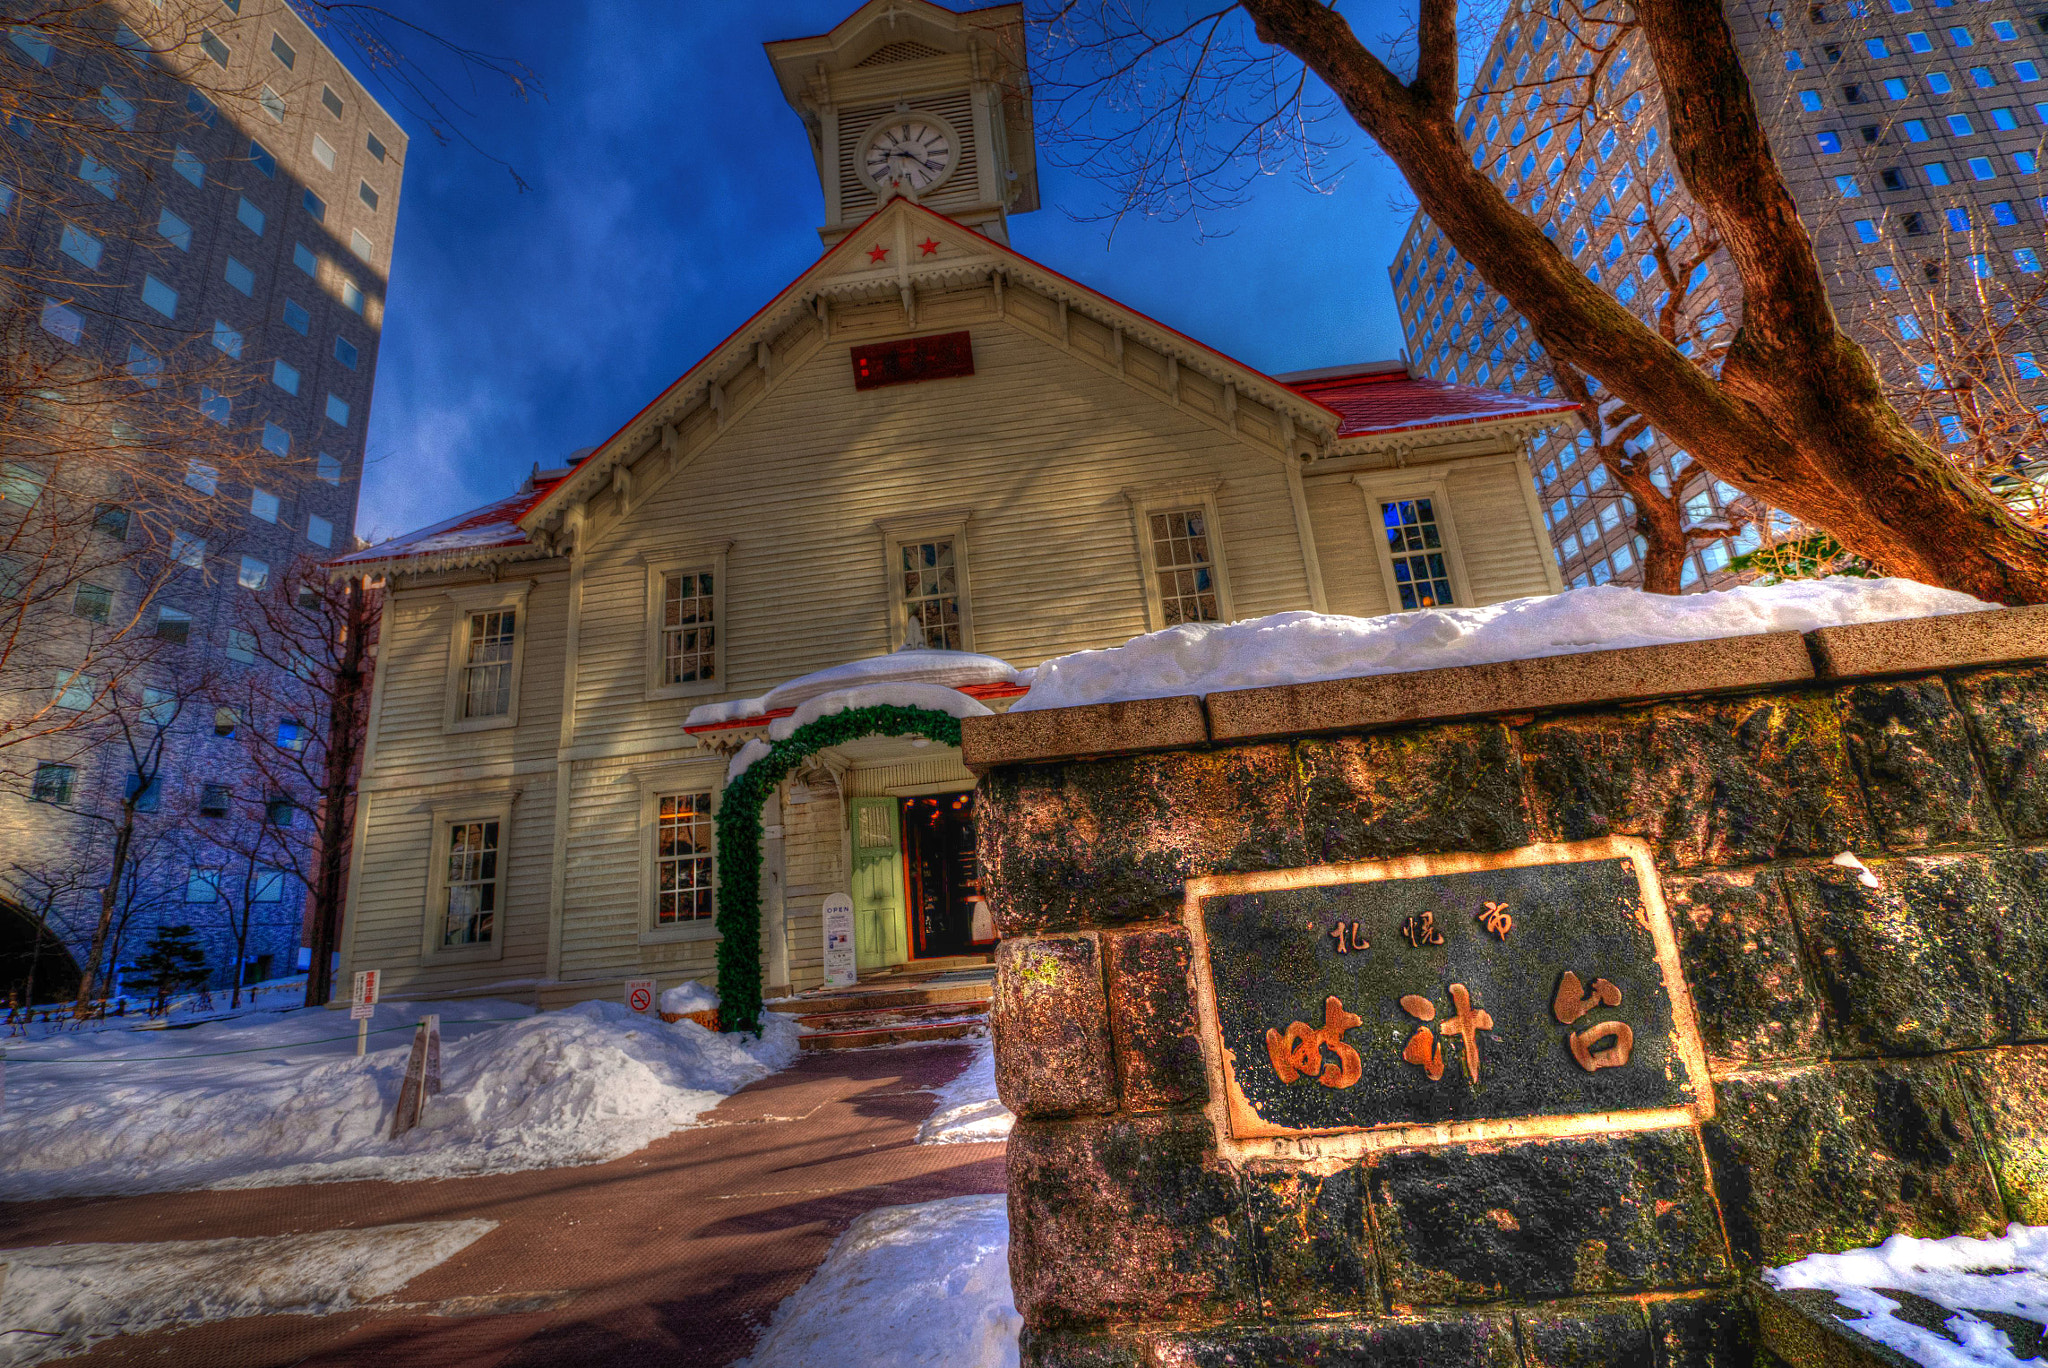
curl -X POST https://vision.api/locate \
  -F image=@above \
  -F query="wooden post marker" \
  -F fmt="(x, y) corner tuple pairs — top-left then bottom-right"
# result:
(350, 969), (379, 1057)
(390, 1014), (442, 1139)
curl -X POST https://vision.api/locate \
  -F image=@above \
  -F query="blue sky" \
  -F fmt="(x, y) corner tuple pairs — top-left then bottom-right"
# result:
(354, 0), (1417, 541)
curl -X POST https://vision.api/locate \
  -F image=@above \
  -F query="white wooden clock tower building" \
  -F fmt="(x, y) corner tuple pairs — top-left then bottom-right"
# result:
(765, 0), (1040, 246)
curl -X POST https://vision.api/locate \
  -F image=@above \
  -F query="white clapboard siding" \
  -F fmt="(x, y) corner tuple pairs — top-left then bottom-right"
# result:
(1305, 479), (1394, 620)
(1449, 462), (1558, 603)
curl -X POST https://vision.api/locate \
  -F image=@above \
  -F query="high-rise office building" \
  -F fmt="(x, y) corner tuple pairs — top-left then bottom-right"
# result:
(0, 0), (404, 996)
(1389, 0), (2048, 590)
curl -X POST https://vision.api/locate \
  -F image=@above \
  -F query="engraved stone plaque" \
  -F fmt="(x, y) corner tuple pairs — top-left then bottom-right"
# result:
(1185, 839), (1710, 1151)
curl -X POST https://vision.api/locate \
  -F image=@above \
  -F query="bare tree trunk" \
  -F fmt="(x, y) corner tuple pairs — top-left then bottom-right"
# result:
(1240, 0), (2048, 602)
(73, 798), (137, 1013)
(305, 577), (368, 1009)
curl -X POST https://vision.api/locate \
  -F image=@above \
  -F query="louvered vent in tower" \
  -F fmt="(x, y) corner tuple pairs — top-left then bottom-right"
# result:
(837, 90), (980, 220)
(855, 40), (945, 66)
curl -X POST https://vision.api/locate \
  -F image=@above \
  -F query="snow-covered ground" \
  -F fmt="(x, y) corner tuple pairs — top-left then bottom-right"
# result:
(735, 1196), (1019, 1368)
(917, 1035), (1013, 1145)
(1769, 1224), (2048, 1366)
(0, 1220), (494, 1367)
(1014, 578), (1996, 711)
(0, 998), (798, 1198)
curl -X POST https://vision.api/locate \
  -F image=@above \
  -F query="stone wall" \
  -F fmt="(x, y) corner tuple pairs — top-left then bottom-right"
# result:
(963, 608), (2048, 1367)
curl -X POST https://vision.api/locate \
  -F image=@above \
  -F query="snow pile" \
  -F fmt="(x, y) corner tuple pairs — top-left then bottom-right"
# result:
(728, 683), (995, 780)
(1767, 1223), (2048, 1366)
(918, 1036), (1014, 1145)
(0, 999), (799, 1198)
(736, 1196), (1019, 1368)
(0, 1220), (493, 1367)
(1014, 578), (1996, 712)
(660, 980), (717, 1015)
(686, 650), (1026, 728)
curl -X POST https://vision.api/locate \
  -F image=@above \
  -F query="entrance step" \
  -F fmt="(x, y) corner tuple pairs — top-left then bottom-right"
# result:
(798, 1013), (987, 1051)
(769, 980), (990, 1018)
(793, 998), (990, 1034)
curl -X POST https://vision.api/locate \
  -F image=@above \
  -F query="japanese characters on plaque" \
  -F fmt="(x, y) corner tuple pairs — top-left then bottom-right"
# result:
(1196, 854), (1699, 1140)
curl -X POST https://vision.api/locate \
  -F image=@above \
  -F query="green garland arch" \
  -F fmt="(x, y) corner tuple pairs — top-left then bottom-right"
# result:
(715, 702), (965, 1035)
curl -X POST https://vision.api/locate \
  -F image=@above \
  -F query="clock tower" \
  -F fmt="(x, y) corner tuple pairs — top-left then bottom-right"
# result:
(765, 1), (1039, 249)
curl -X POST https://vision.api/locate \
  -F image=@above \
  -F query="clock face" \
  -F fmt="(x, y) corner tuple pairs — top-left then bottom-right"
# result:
(864, 119), (953, 192)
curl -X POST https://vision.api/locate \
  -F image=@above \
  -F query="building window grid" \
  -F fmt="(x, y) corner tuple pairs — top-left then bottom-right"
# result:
(1382, 498), (1458, 610)
(899, 539), (962, 650)
(655, 792), (715, 924)
(661, 572), (716, 685)
(441, 820), (498, 947)
(1147, 509), (1222, 625)
(461, 609), (516, 719)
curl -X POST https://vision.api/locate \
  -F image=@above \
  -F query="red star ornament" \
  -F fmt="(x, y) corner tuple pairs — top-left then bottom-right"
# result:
(917, 237), (940, 256)
(867, 243), (889, 263)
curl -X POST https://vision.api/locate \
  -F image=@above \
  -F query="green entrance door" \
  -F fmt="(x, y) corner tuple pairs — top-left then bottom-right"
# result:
(848, 796), (907, 972)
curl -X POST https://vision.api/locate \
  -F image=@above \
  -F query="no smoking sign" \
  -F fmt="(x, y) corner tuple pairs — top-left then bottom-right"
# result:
(625, 978), (656, 1015)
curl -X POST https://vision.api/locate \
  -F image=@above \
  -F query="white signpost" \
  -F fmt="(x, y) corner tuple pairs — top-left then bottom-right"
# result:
(351, 969), (379, 1056)
(625, 977), (657, 1015)
(822, 892), (857, 989)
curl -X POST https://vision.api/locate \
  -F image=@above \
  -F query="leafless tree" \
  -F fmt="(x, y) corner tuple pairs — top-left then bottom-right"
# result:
(1034, 0), (2048, 601)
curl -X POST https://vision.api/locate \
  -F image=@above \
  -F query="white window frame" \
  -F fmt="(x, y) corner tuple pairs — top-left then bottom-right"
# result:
(1353, 470), (1475, 613)
(420, 795), (516, 962)
(877, 510), (975, 653)
(441, 580), (533, 734)
(642, 542), (729, 702)
(1122, 480), (1236, 632)
(637, 761), (726, 945)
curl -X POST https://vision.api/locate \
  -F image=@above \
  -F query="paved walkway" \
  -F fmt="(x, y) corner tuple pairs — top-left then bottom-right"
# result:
(0, 1042), (1006, 1367)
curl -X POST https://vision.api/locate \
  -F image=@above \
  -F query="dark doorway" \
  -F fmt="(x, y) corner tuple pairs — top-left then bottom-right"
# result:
(901, 792), (991, 959)
(1, 898), (83, 1006)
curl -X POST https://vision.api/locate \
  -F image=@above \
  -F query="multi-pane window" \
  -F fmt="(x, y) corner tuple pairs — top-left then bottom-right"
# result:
(655, 792), (714, 924)
(31, 763), (75, 804)
(1148, 509), (1221, 625)
(1381, 498), (1458, 610)
(900, 539), (962, 649)
(461, 609), (516, 719)
(441, 820), (498, 946)
(661, 572), (716, 685)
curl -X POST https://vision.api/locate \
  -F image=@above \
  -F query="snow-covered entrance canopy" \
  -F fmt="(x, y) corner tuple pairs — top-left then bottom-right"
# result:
(684, 650), (1032, 778)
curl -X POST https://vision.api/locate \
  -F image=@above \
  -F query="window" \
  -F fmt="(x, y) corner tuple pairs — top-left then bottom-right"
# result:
(302, 189), (325, 221)
(900, 539), (963, 648)
(1949, 113), (1976, 135)
(1145, 508), (1227, 625)
(253, 869), (285, 903)
(325, 393), (349, 426)
(283, 299), (310, 334)
(1940, 414), (1968, 442)
(317, 453), (341, 484)
(250, 487), (279, 522)
(358, 180), (379, 211)
(1993, 199), (2021, 224)
(1929, 71), (1954, 92)
(224, 257), (254, 295)
(199, 27), (229, 66)
(156, 606), (191, 642)
(1950, 24), (1974, 43)
(261, 421), (291, 456)
(1969, 155), (1998, 178)
(1835, 174), (1862, 196)
(438, 819), (500, 947)
(248, 139), (277, 177)
(1970, 252), (1994, 277)
(1881, 167), (1904, 189)
(40, 299), (83, 343)
(1905, 119), (1931, 140)
(31, 763), (75, 805)
(2018, 60), (2041, 80)
(1903, 210), (1928, 233)
(271, 360), (299, 395)
(158, 208), (191, 250)
(660, 570), (716, 685)
(267, 798), (296, 826)
(185, 461), (218, 495)
(276, 718), (307, 751)
(1994, 107), (2020, 129)
(1994, 18), (2018, 38)
(1972, 66), (1998, 88)
(269, 31), (295, 67)
(1876, 265), (1902, 288)
(461, 609), (516, 719)
(172, 146), (203, 185)
(60, 224), (102, 269)
(340, 279), (364, 314)
(214, 707), (237, 737)
(2018, 247), (2043, 271)
(648, 790), (717, 925)
(1884, 77), (1910, 98)
(1898, 312), (1925, 338)
(10, 27), (53, 64)
(1381, 497), (1457, 610)
(95, 504), (130, 541)
(98, 85), (136, 129)
(199, 784), (231, 817)
(236, 196), (265, 234)
(293, 242), (317, 276)
(1926, 161), (1953, 184)
(306, 514), (332, 548)
(52, 669), (97, 710)
(1817, 130), (1843, 153)
(1866, 36), (1890, 55)
(321, 85), (344, 118)
(258, 86), (285, 122)
(334, 335), (358, 368)
(2017, 351), (2044, 378)
(1854, 217), (1881, 241)
(349, 229), (375, 263)
(238, 555), (269, 591)
(73, 583), (111, 621)
(212, 319), (243, 356)
(185, 867), (220, 904)
(366, 130), (386, 161)
(226, 629), (256, 663)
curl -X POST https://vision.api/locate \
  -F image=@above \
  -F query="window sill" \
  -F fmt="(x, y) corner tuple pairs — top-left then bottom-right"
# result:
(638, 923), (721, 946)
(645, 680), (723, 704)
(419, 937), (505, 965)
(444, 714), (516, 735)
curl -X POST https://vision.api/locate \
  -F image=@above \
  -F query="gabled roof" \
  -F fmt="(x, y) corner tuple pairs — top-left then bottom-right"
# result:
(1279, 364), (1579, 441)
(330, 477), (562, 576)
